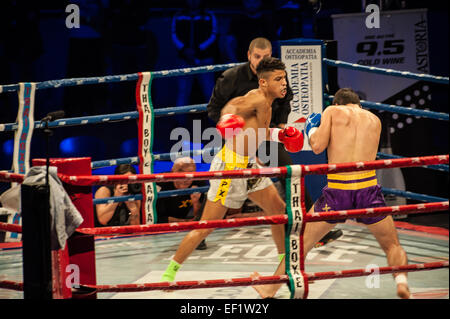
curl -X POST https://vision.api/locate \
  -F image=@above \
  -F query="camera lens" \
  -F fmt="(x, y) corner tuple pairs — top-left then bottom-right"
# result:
(128, 183), (142, 194)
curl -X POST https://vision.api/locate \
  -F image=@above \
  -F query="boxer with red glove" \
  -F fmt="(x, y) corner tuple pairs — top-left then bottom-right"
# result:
(216, 113), (245, 139)
(269, 126), (304, 153)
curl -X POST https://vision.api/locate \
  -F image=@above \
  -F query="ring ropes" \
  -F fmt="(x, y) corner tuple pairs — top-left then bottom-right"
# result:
(0, 155), (448, 297)
(0, 58), (448, 297)
(0, 58), (447, 208)
(1, 60), (447, 204)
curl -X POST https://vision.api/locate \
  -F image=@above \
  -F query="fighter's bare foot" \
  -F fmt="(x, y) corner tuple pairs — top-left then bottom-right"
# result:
(250, 272), (279, 299)
(397, 283), (410, 299)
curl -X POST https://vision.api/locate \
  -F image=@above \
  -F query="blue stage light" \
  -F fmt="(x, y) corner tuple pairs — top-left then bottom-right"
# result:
(60, 137), (77, 154)
(2, 139), (14, 155)
(120, 139), (138, 157)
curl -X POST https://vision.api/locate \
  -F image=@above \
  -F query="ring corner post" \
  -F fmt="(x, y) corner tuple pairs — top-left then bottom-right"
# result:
(32, 157), (96, 299)
(21, 183), (52, 299)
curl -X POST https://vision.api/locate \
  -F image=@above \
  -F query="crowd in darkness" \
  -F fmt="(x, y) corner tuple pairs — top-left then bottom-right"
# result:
(0, 0), (340, 167)
(0, 0), (362, 118)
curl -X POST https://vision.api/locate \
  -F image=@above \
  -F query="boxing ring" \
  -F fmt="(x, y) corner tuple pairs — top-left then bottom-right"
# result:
(0, 47), (448, 300)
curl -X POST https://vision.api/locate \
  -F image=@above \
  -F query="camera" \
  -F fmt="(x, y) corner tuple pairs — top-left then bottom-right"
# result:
(128, 183), (142, 194)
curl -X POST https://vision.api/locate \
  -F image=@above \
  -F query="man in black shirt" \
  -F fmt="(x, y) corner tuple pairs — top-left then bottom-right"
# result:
(156, 157), (206, 224)
(207, 37), (342, 246)
(156, 157), (207, 250)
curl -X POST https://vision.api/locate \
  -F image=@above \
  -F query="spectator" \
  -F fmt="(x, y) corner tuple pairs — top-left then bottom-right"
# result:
(224, 0), (276, 62)
(64, 0), (108, 117)
(156, 157), (207, 250)
(106, 1), (157, 112)
(171, 0), (218, 116)
(275, 0), (304, 40)
(94, 164), (141, 227)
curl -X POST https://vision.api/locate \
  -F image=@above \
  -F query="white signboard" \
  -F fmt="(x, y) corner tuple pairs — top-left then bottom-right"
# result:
(332, 9), (429, 102)
(281, 41), (324, 151)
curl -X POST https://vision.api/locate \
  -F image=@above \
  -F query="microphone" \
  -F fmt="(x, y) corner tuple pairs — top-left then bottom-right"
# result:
(41, 110), (65, 188)
(41, 110), (65, 122)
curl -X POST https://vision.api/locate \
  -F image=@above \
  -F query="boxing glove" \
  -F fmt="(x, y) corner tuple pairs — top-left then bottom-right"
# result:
(305, 112), (321, 139)
(216, 113), (245, 139)
(271, 126), (304, 153)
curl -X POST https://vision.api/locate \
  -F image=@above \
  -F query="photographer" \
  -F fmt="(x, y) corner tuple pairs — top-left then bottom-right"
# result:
(94, 164), (141, 227)
(156, 157), (207, 250)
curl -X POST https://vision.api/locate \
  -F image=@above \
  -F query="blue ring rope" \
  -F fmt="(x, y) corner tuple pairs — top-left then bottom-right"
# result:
(323, 58), (449, 84)
(377, 153), (449, 172)
(0, 63), (243, 93)
(381, 187), (447, 203)
(93, 185), (446, 206)
(325, 95), (449, 121)
(92, 185), (210, 204)
(2, 58), (447, 93)
(91, 147), (220, 169)
(0, 104), (208, 132)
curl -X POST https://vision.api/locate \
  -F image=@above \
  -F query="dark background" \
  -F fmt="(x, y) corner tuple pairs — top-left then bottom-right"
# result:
(0, 0), (448, 228)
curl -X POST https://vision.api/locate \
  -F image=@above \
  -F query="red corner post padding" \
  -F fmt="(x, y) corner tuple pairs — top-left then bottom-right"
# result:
(32, 157), (96, 299)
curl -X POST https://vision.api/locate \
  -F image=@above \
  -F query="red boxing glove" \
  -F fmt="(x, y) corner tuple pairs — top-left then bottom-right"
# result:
(216, 114), (245, 139)
(275, 126), (304, 153)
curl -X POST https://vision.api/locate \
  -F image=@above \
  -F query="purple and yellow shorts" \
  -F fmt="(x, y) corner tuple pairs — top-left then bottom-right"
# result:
(314, 170), (387, 225)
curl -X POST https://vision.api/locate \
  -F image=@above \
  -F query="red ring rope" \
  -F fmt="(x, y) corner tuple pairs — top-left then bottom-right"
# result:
(1, 260), (447, 293)
(0, 280), (23, 291)
(69, 261), (450, 293)
(0, 222), (23, 233)
(1, 201), (447, 235)
(43, 155), (450, 186)
(74, 201), (447, 236)
(0, 155), (447, 185)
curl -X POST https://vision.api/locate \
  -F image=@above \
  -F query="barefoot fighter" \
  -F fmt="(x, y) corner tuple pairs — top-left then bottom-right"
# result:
(251, 88), (410, 299)
(161, 57), (304, 283)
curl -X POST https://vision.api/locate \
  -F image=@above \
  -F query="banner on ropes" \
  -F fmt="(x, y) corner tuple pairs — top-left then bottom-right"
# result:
(12, 83), (36, 175)
(332, 8), (430, 102)
(136, 72), (157, 224)
(285, 165), (308, 299)
(280, 39), (325, 151)
(9, 82), (35, 239)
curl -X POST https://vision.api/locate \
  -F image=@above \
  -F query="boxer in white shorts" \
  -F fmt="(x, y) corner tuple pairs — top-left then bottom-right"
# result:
(207, 145), (273, 209)
(161, 57), (304, 282)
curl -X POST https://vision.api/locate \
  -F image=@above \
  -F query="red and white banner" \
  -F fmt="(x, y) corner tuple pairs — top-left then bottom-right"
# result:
(136, 72), (157, 224)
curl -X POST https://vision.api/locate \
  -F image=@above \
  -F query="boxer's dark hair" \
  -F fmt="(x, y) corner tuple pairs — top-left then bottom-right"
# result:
(332, 88), (361, 106)
(256, 57), (286, 79)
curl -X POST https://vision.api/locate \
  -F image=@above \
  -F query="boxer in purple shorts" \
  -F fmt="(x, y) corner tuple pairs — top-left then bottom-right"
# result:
(315, 170), (387, 225)
(252, 88), (410, 299)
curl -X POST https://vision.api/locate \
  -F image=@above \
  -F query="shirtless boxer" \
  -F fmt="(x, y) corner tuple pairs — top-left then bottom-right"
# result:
(161, 57), (304, 282)
(251, 88), (410, 299)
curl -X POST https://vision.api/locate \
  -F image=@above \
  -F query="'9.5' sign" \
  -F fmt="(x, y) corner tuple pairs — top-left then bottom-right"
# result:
(356, 40), (405, 56)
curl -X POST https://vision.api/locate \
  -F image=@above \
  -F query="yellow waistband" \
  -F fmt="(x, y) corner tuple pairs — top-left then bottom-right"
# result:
(327, 179), (378, 190)
(327, 170), (377, 190)
(218, 145), (249, 168)
(327, 170), (376, 181)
